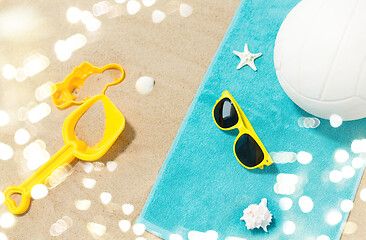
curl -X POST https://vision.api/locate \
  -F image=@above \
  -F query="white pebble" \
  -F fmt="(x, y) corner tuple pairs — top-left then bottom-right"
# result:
(136, 76), (155, 94)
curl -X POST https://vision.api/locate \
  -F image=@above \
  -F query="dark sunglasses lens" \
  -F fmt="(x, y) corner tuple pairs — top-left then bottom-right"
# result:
(235, 134), (264, 167)
(214, 98), (238, 129)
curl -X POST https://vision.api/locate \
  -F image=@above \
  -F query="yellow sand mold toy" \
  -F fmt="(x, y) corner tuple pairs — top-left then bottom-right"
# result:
(3, 63), (125, 214)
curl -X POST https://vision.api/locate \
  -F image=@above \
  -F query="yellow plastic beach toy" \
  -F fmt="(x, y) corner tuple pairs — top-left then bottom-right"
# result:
(51, 62), (125, 109)
(3, 63), (126, 214)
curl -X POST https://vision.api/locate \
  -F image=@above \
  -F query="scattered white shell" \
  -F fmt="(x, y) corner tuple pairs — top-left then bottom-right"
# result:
(240, 198), (272, 232)
(136, 76), (155, 94)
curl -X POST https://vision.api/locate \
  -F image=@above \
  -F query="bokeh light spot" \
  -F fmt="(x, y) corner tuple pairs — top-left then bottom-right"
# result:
(142, 0), (156, 7)
(360, 188), (366, 201)
(152, 10), (166, 23)
(0, 213), (15, 228)
(122, 203), (134, 215)
(297, 151), (312, 164)
(119, 220), (131, 232)
(15, 68), (27, 82)
(282, 221), (295, 235)
(351, 140), (362, 153)
(127, 0), (141, 15)
(340, 199), (353, 212)
(81, 162), (93, 173)
(107, 161), (118, 172)
(67, 7), (82, 23)
(317, 235), (330, 240)
(82, 178), (96, 189)
(298, 196), (313, 213)
(86, 18), (101, 31)
(279, 197), (293, 211)
(75, 200), (91, 210)
(334, 149), (349, 163)
(0, 143), (14, 161)
(0, 110), (10, 127)
(24, 53), (49, 77)
(179, 3), (193, 17)
(2, 64), (16, 80)
(93, 2), (111, 16)
(24, 140), (50, 170)
(352, 157), (365, 169)
(133, 223), (145, 236)
(28, 103), (51, 123)
(342, 166), (355, 179)
(14, 128), (30, 145)
(35, 82), (54, 101)
(17, 107), (28, 121)
(87, 222), (106, 237)
(0, 233), (7, 240)
(81, 10), (93, 24)
(93, 162), (105, 171)
(170, 234), (183, 240)
(270, 151), (296, 164)
(31, 184), (48, 199)
(343, 221), (357, 235)
(329, 170), (343, 183)
(100, 192), (112, 204)
(55, 40), (72, 61)
(330, 114), (342, 128)
(326, 210), (342, 225)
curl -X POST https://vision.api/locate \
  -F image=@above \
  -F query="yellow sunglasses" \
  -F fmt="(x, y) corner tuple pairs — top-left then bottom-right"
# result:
(212, 90), (273, 169)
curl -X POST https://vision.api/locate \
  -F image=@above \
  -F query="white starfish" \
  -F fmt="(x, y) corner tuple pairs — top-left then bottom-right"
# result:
(233, 44), (262, 71)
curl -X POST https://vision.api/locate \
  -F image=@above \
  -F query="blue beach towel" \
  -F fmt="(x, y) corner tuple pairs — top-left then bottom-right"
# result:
(138, 0), (366, 239)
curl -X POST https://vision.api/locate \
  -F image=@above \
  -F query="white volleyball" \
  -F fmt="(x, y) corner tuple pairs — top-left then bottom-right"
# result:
(274, 0), (366, 121)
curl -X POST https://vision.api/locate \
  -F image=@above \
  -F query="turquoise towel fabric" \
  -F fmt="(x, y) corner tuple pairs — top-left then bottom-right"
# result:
(137, 0), (366, 239)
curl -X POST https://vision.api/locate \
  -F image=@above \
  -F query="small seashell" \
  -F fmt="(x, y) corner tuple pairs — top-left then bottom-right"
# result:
(240, 198), (272, 232)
